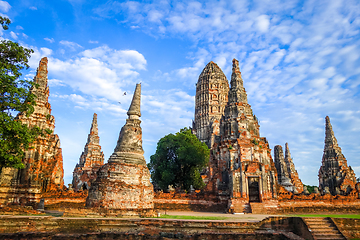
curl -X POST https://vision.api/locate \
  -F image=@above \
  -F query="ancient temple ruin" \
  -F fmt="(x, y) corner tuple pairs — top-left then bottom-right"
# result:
(86, 84), (154, 215)
(0, 57), (64, 204)
(318, 116), (356, 195)
(284, 143), (303, 194)
(200, 59), (277, 212)
(72, 113), (104, 191)
(274, 143), (303, 194)
(192, 61), (229, 148)
(274, 145), (293, 192)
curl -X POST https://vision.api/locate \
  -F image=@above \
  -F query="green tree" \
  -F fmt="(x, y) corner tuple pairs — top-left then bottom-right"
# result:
(0, 16), (40, 169)
(148, 127), (210, 192)
(304, 184), (316, 194)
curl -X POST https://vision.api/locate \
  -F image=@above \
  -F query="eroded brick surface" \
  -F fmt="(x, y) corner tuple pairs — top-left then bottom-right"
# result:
(284, 143), (303, 194)
(72, 113), (104, 191)
(0, 57), (64, 205)
(318, 116), (356, 195)
(86, 84), (154, 214)
(192, 61), (229, 148)
(199, 59), (278, 212)
(274, 144), (303, 194)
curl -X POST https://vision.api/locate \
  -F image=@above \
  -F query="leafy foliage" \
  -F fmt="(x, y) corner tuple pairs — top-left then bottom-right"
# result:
(304, 184), (317, 194)
(0, 16), (40, 169)
(148, 127), (210, 192)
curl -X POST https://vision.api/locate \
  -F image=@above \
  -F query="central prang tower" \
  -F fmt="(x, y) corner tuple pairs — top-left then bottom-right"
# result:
(196, 59), (278, 213)
(192, 61), (229, 148)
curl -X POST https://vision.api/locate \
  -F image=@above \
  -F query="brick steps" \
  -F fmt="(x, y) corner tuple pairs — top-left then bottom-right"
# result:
(250, 202), (279, 214)
(303, 217), (346, 240)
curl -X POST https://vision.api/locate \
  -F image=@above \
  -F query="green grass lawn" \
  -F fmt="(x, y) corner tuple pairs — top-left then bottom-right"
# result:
(156, 214), (228, 220)
(289, 214), (360, 219)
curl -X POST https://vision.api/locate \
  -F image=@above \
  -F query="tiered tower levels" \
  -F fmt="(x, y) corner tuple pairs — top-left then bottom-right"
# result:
(86, 84), (154, 215)
(193, 61), (229, 148)
(318, 116), (356, 195)
(14, 57), (64, 193)
(0, 57), (64, 204)
(202, 59), (277, 212)
(72, 113), (104, 191)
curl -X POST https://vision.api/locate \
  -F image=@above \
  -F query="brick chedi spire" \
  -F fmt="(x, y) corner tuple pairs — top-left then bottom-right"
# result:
(222, 59), (259, 140)
(113, 83), (143, 155)
(17, 57), (64, 192)
(72, 113), (104, 191)
(284, 143), (303, 194)
(274, 145), (294, 192)
(193, 61), (229, 148)
(228, 58), (247, 104)
(86, 84), (154, 216)
(318, 116), (356, 195)
(207, 59), (277, 212)
(0, 57), (64, 204)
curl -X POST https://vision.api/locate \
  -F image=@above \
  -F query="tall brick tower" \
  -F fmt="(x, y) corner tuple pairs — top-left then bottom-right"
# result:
(86, 84), (154, 216)
(318, 116), (356, 195)
(72, 113), (104, 191)
(0, 57), (64, 204)
(193, 61), (229, 148)
(207, 59), (277, 213)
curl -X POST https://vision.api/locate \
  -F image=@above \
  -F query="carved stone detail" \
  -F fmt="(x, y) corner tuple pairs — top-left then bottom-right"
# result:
(72, 113), (104, 191)
(202, 59), (277, 212)
(193, 61), (229, 148)
(318, 116), (356, 195)
(0, 57), (64, 204)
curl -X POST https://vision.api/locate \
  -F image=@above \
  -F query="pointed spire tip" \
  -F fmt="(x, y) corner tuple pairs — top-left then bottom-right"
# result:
(127, 83), (141, 118)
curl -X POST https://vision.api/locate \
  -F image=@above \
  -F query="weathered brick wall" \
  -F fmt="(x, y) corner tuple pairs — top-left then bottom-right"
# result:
(154, 191), (228, 212)
(332, 218), (360, 239)
(0, 216), (313, 240)
(278, 199), (360, 213)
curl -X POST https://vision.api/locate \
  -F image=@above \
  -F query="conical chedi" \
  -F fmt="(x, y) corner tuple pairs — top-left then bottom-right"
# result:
(86, 84), (154, 215)
(72, 113), (104, 191)
(318, 116), (356, 195)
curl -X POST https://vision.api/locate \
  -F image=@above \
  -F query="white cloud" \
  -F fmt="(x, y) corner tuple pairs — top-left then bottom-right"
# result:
(0, 0), (10, 12)
(44, 37), (55, 43)
(59, 40), (83, 51)
(29, 45), (147, 103)
(9, 31), (17, 40)
(256, 15), (270, 32)
(48, 79), (65, 87)
(38, 0), (359, 186)
(16, 26), (23, 30)
(53, 93), (127, 116)
(29, 6), (37, 10)
(142, 88), (195, 145)
(89, 40), (98, 44)
(148, 9), (163, 23)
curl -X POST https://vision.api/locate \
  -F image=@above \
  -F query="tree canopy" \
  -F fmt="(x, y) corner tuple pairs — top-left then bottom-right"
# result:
(0, 16), (40, 169)
(148, 127), (210, 192)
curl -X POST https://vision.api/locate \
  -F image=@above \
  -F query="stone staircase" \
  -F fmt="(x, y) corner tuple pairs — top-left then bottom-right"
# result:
(303, 217), (346, 240)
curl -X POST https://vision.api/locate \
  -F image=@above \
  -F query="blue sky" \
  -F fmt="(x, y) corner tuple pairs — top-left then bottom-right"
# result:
(1, 0), (359, 186)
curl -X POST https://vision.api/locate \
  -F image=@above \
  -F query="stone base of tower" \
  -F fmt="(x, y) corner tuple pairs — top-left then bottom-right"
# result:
(86, 156), (154, 216)
(0, 185), (41, 206)
(228, 198), (279, 214)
